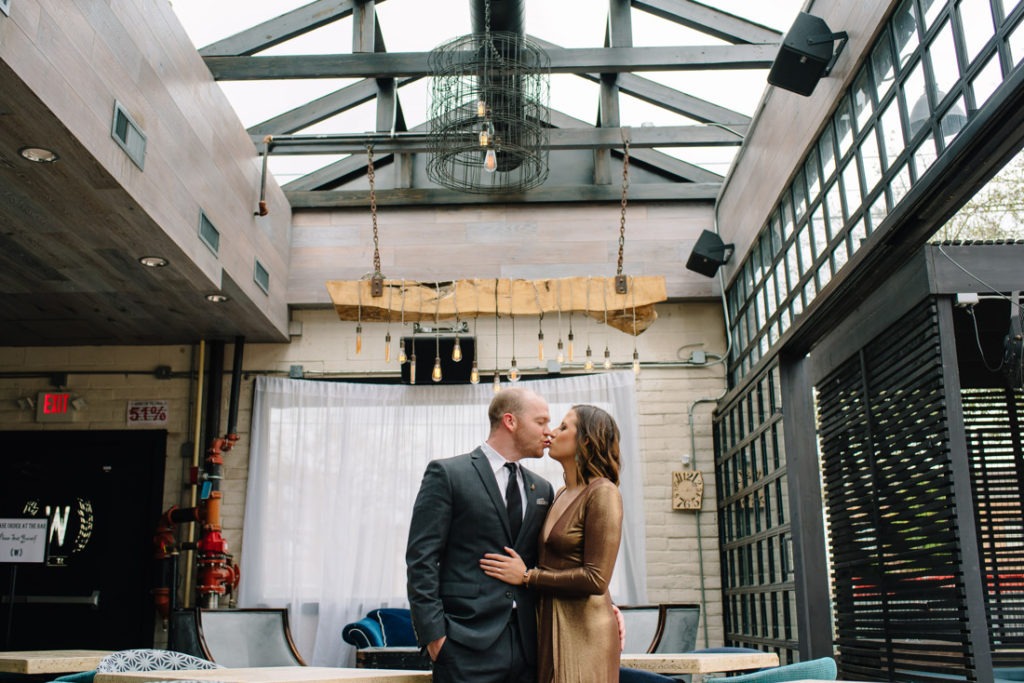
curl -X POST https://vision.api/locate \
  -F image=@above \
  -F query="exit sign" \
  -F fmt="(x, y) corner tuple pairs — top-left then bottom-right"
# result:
(36, 392), (74, 423)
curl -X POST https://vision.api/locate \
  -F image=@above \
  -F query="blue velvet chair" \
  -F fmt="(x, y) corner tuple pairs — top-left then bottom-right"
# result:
(703, 656), (837, 683)
(341, 607), (428, 670)
(342, 607), (417, 648)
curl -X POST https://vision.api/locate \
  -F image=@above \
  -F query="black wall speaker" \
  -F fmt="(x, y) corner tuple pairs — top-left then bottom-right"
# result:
(400, 336), (476, 384)
(685, 230), (734, 278)
(767, 12), (843, 96)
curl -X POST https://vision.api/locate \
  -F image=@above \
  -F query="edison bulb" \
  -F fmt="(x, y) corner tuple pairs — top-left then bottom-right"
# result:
(431, 356), (443, 383)
(556, 339), (564, 363)
(508, 359), (520, 382)
(355, 323), (363, 355)
(537, 331), (544, 361)
(484, 148), (498, 173)
(492, 372), (501, 393)
(567, 331), (575, 362)
(470, 360), (480, 384)
(477, 99), (487, 117)
(479, 130), (490, 147)
(384, 332), (392, 362)
(409, 354), (417, 384)
(452, 336), (463, 362)
(398, 341), (408, 364)
(603, 347), (612, 370)
(632, 349), (641, 376)
(584, 345), (594, 371)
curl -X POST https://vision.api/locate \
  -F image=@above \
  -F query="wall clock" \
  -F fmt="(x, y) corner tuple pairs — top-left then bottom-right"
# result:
(672, 470), (704, 510)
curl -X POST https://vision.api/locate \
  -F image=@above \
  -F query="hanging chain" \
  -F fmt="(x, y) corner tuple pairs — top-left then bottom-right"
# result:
(368, 146), (383, 296)
(482, 0), (500, 58)
(615, 137), (630, 293)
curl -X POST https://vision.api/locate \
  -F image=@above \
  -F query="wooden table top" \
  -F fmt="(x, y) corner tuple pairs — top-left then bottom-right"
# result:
(0, 650), (114, 674)
(620, 651), (780, 674)
(94, 667), (431, 683)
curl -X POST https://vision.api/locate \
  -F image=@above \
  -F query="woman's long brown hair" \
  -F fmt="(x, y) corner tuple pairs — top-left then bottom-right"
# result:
(571, 404), (621, 485)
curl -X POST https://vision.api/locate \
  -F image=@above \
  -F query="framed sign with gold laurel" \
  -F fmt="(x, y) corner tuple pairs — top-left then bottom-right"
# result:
(672, 470), (704, 510)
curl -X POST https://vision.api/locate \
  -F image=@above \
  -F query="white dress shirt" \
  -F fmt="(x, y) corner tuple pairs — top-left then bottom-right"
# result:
(481, 442), (524, 520)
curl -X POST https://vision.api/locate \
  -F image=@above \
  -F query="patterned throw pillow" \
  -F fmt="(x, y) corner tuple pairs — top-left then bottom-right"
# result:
(96, 650), (221, 673)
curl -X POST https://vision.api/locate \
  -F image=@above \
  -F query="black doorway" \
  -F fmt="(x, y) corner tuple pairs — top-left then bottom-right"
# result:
(1, 430), (166, 650)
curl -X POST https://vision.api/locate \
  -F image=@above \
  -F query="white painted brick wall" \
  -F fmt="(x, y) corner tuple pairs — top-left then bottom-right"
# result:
(0, 301), (728, 646)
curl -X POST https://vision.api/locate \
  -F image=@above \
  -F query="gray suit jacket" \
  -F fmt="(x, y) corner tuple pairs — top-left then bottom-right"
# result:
(406, 447), (554, 658)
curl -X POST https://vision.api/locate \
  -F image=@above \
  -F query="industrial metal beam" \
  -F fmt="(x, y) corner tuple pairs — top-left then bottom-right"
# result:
(258, 123), (745, 155)
(632, 0), (782, 44)
(286, 181), (720, 207)
(198, 0), (384, 56)
(204, 43), (777, 80)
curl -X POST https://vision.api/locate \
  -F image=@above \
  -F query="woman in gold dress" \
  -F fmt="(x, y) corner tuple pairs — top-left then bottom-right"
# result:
(481, 404), (624, 683)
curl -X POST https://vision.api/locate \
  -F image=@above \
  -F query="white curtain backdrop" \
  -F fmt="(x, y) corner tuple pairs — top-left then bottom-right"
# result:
(240, 372), (647, 666)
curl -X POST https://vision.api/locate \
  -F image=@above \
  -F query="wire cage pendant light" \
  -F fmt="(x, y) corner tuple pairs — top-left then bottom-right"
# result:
(427, 17), (550, 193)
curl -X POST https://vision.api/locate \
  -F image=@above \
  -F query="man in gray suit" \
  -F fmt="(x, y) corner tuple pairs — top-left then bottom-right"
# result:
(406, 387), (555, 683)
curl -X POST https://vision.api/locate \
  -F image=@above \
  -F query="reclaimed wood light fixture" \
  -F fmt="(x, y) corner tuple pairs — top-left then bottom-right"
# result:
(328, 132), (666, 378)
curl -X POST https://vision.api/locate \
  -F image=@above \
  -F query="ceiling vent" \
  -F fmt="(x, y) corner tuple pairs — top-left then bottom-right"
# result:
(111, 101), (147, 170)
(198, 211), (220, 256)
(254, 259), (270, 294)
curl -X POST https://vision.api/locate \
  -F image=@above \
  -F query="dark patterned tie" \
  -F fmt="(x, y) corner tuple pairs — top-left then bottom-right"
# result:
(505, 462), (522, 541)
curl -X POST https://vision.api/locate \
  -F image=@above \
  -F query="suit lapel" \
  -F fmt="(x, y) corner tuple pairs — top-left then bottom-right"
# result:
(520, 466), (549, 540)
(470, 449), (514, 540)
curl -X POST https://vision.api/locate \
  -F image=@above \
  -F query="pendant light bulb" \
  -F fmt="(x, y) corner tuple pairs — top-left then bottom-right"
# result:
(409, 353), (417, 384)
(432, 356), (443, 383)
(470, 360), (480, 384)
(452, 336), (463, 362)
(508, 358), (520, 383)
(355, 323), (363, 355)
(603, 346), (612, 370)
(398, 342), (408, 364)
(556, 339), (564, 364)
(584, 345), (594, 371)
(479, 130), (490, 147)
(477, 99), (487, 118)
(384, 331), (392, 362)
(484, 148), (498, 173)
(567, 331), (575, 362)
(537, 331), (544, 361)
(632, 349), (641, 376)
(492, 372), (501, 393)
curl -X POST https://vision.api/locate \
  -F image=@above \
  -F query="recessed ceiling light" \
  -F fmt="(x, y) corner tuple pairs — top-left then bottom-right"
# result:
(19, 146), (59, 163)
(138, 256), (168, 268)
(206, 293), (230, 303)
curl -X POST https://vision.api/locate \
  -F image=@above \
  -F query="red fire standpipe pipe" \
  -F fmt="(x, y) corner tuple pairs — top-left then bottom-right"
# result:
(153, 506), (200, 622)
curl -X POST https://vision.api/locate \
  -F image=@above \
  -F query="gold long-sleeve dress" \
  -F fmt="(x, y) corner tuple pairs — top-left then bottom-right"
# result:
(524, 477), (624, 683)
